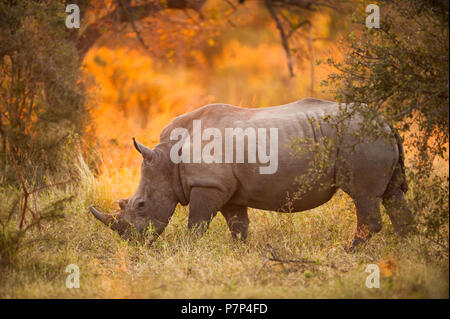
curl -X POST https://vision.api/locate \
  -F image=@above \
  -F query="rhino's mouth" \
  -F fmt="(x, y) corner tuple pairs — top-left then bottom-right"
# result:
(90, 205), (170, 244)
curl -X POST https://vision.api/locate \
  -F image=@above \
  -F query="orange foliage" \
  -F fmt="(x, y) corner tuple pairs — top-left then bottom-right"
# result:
(82, 9), (343, 195)
(84, 47), (208, 170)
(378, 256), (398, 278)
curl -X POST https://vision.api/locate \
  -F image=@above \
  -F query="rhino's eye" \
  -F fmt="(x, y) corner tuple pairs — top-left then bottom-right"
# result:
(136, 200), (145, 209)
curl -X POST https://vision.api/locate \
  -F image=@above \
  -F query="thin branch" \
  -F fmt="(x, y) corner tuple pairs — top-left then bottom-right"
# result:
(271, 0), (337, 11)
(224, 0), (238, 12)
(266, 244), (345, 271)
(77, 0), (208, 58)
(31, 178), (75, 195)
(265, 0), (295, 77)
(9, 153), (74, 230)
(287, 20), (310, 38)
(116, 0), (151, 52)
(10, 154), (30, 229)
(307, 22), (315, 95)
(222, 1), (238, 28)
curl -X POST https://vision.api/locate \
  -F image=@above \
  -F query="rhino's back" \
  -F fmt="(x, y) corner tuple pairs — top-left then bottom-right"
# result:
(159, 98), (340, 212)
(160, 98), (338, 142)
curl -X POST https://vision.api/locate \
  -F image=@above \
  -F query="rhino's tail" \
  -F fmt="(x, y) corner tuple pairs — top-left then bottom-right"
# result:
(384, 126), (408, 196)
(394, 128), (408, 193)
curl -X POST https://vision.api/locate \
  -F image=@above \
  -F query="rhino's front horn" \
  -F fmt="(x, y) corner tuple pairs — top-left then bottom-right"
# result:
(89, 206), (118, 227)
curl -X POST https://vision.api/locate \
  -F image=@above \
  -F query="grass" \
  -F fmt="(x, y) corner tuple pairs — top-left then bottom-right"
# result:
(0, 160), (448, 298)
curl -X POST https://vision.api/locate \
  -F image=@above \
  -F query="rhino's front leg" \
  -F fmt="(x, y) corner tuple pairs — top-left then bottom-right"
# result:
(187, 187), (228, 235)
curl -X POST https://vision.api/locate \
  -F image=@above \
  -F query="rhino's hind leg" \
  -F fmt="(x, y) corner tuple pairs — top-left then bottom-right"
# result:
(349, 196), (383, 249)
(382, 187), (415, 236)
(221, 204), (249, 240)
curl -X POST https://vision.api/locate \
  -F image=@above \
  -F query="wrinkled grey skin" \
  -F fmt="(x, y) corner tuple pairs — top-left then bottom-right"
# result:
(90, 98), (414, 248)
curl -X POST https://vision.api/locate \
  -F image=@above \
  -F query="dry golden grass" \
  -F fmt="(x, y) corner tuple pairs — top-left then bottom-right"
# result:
(0, 158), (448, 298)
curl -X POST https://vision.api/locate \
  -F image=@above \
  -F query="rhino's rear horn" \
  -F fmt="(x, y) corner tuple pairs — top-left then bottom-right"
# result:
(89, 206), (118, 228)
(132, 138), (158, 163)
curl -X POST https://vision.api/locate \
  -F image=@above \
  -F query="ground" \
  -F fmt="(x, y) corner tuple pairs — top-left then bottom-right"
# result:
(1, 171), (448, 298)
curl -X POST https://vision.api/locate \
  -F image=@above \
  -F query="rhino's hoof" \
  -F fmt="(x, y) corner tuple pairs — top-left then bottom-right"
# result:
(345, 237), (366, 253)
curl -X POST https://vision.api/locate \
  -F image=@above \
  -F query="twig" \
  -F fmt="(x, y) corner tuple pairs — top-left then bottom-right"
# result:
(266, 244), (344, 271)
(224, 0), (238, 12)
(116, 0), (151, 52)
(31, 178), (75, 194)
(10, 154), (32, 229)
(265, 0), (295, 77)
(287, 20), (310, 39)
(9, 153), (74, 230)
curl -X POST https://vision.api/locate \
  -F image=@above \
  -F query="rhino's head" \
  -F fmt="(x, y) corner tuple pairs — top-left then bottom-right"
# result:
(90, 138), (179, 242)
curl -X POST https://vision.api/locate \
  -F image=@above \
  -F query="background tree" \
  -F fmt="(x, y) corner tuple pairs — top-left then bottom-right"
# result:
(0, 0), (82, 262)
(0, 0), (85, 182)
(72, 0), (346, 74)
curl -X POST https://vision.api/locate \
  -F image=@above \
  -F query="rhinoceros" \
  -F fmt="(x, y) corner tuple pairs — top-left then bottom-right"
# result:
(90, 98), (414, 248)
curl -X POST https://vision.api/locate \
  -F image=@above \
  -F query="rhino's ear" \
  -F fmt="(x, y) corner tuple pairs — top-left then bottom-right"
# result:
(133, 138), (159, 164)
(118, 198), (129, 210)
